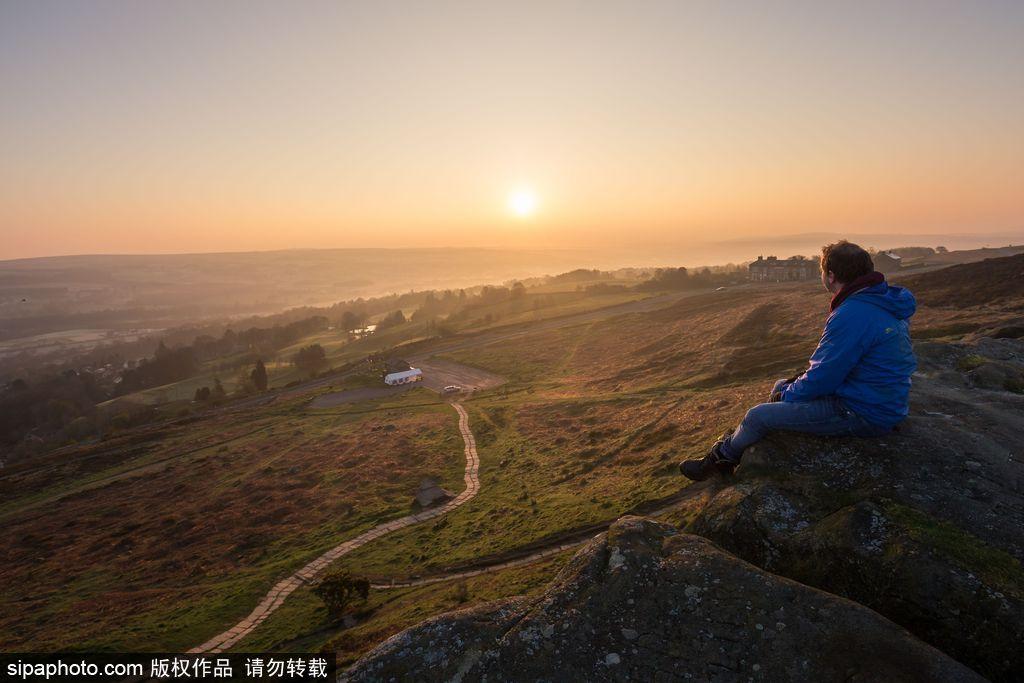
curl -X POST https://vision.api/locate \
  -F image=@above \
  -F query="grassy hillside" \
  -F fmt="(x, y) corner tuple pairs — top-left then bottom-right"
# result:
(107, 286), (652, 407)
(4, 255), (1022, 658)
(899, 252), (1024, 307)
(0, 389), (462, 651)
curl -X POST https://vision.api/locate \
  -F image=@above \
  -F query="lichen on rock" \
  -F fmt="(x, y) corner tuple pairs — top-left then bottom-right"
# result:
(345, 517), (983, 682)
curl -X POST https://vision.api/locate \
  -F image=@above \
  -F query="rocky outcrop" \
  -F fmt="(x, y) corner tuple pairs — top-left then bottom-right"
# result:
(679, 337), (1024, 681)
(346, 517), (982, 682)
(346, 338), (1021, 681)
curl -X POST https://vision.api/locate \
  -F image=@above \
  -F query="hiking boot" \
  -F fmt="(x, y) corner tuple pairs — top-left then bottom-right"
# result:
(679, 442), (737, 481)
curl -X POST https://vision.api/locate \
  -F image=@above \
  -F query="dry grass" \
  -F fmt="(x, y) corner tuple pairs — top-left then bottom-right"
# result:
(5, 258), (1022, 654)
(0, 402), (463, 651)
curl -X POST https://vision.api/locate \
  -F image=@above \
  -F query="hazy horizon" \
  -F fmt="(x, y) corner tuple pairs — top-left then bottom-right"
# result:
(3, 1), (1023, 260)
(2, 230), (1022, 269)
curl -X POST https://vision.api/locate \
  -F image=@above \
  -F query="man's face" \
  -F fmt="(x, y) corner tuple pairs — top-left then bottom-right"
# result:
(822, 268), (838, 293)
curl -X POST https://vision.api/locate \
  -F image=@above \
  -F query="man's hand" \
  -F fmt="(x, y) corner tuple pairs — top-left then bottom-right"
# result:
(770, 376), (800, 402)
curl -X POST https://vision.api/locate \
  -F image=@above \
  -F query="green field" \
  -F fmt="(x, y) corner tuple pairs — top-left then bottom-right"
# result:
(7, 271), (1021, 660)
(105, 286), (653, 406)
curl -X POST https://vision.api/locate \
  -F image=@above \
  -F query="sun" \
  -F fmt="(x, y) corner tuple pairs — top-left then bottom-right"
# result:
(507, 188), (538, 218)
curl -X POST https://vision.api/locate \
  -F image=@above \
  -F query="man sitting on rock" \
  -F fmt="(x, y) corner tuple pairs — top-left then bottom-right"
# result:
(680, 240), (917, 481)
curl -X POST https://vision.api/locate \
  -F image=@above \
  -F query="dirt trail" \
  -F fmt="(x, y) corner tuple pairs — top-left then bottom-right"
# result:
(182, 290), (726, 652)
(188, 402), (480, 653)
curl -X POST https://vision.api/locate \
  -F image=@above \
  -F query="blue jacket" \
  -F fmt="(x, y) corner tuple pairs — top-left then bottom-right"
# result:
(780, 282), (917, 429)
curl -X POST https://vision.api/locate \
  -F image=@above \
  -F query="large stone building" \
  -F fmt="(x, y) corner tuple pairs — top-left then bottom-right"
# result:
(748, 256), (819, 282)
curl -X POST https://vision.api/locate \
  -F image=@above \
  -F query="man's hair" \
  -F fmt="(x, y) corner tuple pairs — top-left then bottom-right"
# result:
(820, 241), (874, 283)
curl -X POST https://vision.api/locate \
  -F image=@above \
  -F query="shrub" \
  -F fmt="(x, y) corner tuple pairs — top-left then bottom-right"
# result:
(451, 581), (469, 604)
(313, 570), (370, 620)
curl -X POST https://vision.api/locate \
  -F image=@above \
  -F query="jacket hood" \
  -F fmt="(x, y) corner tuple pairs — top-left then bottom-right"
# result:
(849, 281), (917, 320)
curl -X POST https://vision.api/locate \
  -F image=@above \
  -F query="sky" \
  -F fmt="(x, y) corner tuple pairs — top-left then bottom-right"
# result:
(1, 0), (1023, 260)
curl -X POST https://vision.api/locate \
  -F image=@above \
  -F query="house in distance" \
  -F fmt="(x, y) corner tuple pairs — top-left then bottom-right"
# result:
(382, 357), (424, 386)
(384, 367), (423, 386)
(748, 256), (819, 282)
(872, 251), (902, 273)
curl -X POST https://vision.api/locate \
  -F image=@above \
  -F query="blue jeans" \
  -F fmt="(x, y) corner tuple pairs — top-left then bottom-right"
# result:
(719, 379), (890, 462)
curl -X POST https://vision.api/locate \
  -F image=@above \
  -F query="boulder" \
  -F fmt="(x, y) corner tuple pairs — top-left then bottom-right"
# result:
(679, 337), (1024, 681)
(415, 477), (454, 508)
(345, 517), (982, 682)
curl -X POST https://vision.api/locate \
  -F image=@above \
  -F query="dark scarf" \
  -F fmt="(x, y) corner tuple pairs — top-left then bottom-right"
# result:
(830, 271), (885, 311)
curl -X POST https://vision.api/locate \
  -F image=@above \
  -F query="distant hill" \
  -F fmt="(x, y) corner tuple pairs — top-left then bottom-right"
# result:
(0, 248), (597, 341)
(900, 252), (1024, 307)
(928, 244), (1024, 265)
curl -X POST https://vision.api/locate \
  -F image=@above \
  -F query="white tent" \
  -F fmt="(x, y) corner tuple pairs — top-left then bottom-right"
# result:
(384, 368), (423, 386)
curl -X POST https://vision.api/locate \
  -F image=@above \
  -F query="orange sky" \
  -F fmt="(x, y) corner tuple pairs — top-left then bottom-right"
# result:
(2, 1), (1022, 259)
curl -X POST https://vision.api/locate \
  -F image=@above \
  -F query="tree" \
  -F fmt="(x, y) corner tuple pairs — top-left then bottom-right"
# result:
(551, 268), (603, 283)
(251, 359), (268, 391)
(412, 293), (445, 321)
(375, 310), (406, 331)
(293, 344), (327, 377)
(638, 267), (690, 291)
(117, 345), (199, 395)
(510, 281), (527, 299)
(234, 367), (256, 396)
(313, 570), (370, 620)
(65, 415), (95, 441)
(211, 378), (227, 401)
(477, 286), (510, 305)
(193, 386), (211, 402)
(339, 310), (363, 333)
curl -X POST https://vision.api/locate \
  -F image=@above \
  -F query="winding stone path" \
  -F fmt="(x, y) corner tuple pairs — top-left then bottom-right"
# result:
(189, 402), (479, 653)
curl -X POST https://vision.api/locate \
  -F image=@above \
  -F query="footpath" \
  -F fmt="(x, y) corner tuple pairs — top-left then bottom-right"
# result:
(189, 403), (480, 653)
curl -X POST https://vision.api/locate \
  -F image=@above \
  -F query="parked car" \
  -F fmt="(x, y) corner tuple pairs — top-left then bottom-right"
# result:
(442, 385), (462, 394)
